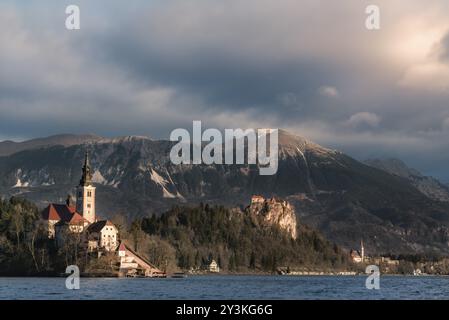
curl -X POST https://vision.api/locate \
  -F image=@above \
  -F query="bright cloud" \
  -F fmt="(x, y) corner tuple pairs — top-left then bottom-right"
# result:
(318, 86), (339, 98)
(346, 112), (382, 129)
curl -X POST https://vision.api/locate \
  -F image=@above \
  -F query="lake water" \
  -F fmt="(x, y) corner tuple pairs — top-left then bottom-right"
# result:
(0, 275), (448, 300)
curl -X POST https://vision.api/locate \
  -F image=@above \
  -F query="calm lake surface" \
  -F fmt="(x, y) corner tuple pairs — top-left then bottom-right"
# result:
(0, 275), (448, 300)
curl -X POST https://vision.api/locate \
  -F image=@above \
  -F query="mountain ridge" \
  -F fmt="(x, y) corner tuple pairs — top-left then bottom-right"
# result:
(365, 158), (449, 202)
(0, 133), (103, 157)
(1, 131), (449, 255)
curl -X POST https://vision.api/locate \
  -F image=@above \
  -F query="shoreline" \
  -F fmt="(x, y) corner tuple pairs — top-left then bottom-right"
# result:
(0, 272), (443, 278)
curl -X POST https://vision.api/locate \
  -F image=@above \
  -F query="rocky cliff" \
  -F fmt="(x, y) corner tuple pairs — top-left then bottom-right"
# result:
(246, 196), (297, 239)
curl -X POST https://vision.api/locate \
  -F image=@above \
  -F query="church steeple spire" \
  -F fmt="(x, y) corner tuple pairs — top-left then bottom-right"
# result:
(360, 239), (365, 263)
(79, 151), (92, 186)
(76, 150), (96, 224)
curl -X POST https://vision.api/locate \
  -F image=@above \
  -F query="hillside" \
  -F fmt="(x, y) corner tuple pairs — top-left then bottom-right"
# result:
(138, 203), (350, 272)
(364, 158), (449, 202)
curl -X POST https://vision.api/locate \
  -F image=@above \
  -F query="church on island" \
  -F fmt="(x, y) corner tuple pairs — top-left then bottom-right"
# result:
(41, 152), (165, 277)
(41, 152), (118, 251)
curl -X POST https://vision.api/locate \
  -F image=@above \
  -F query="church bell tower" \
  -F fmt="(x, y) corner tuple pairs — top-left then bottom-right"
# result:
(360, 239), (365, 263)
(76, 151), (96, 224)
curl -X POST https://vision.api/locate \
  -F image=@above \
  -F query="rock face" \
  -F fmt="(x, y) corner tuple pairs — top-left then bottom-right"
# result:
(247, 196), (297, 239)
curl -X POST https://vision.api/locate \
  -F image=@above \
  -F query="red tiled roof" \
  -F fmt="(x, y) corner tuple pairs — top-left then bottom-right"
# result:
(41, 204), (75, 222)
(55, 213), (88, 227)
(68, 212), (88, 225)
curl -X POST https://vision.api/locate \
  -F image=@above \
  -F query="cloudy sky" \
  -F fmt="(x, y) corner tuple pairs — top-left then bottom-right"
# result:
(1, 0), (449, 180)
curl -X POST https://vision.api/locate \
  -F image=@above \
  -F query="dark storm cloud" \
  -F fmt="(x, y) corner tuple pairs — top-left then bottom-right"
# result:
(1, 0), (449, 179)
(103, 33), (338, 115)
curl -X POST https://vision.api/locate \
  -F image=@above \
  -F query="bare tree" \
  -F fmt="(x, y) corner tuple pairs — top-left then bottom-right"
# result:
(10, 204), (25, 251)
(26, 221), (47, 272)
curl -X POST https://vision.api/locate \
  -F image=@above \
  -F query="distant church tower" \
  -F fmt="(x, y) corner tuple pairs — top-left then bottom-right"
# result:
(360, 240), (365, 263)
(76, 151), (96, 223)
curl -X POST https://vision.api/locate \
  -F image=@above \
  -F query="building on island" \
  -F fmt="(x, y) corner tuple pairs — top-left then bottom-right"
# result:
(75, 152), (96, 224)
(117, 242), (165, 277)
(40, 151), (166, 277)
(41, 201), (78, 238)
(86, 220), (118, 252)
(54, 211), (89, 245)
(41, 151), (118, 252)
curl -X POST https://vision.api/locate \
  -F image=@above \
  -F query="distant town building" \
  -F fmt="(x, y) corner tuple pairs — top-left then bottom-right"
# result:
(203, 259), (220, 273)
(350, 240), (365, 263)
(381, 257), (400, 266)
(350, 250), (362, 263)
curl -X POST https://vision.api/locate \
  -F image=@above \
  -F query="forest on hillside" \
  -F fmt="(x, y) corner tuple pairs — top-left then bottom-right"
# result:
(135, 204), (351, 273)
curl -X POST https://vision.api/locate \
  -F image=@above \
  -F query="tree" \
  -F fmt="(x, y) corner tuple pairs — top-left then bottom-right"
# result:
(57, 226), (84, 268)
(111, 213), (128, 236)
(129, 220), (145, 252)
(25, 220), (47, 272)
(249, 252), (256, 269)
(146, 236), (177, 273)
